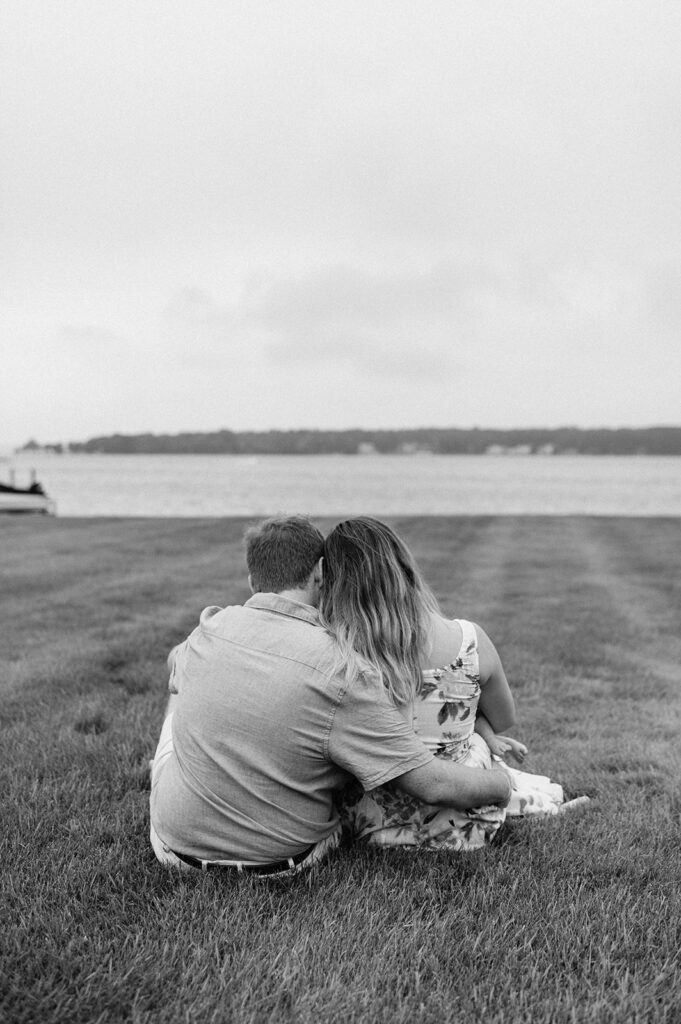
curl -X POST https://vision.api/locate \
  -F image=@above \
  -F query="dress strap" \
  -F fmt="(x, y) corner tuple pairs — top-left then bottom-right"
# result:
(452, 619), (478, 659)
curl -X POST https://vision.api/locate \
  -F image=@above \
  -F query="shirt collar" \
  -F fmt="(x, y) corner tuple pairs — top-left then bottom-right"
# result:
(245, 592), (321, 626)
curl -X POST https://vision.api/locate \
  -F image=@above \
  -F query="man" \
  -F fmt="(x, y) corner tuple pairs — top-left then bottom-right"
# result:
(149, 515), (511, 877)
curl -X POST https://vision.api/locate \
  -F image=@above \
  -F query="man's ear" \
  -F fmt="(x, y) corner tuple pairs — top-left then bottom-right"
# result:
(313, 557), (323, 585)
(248, 573), (258, 594)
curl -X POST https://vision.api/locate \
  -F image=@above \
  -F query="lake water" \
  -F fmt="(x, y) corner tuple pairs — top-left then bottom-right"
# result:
(6, 452), (681, 517)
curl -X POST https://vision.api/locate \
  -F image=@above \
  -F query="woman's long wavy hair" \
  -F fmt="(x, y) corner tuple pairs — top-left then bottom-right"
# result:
(319, 517), (440, 705)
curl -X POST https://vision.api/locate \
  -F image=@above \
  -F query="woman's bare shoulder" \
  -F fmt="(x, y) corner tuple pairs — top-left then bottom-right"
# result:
(423, 613), (464, 667)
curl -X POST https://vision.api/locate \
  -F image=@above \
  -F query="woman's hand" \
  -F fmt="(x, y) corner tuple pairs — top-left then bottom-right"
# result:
(488, 734), (528, 763)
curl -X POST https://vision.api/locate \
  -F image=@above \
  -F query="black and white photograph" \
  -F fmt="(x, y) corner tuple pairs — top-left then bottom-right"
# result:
(2, 2), (680, 1022)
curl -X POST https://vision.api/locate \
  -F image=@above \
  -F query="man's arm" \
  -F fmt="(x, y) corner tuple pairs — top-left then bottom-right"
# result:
(393, 757), (512, 809)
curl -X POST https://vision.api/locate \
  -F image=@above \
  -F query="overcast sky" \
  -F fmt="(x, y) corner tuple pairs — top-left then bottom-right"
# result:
(2, 1), (680, 447)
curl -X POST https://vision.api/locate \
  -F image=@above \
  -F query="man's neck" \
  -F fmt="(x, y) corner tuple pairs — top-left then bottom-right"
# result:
(273, 586), (318, 607)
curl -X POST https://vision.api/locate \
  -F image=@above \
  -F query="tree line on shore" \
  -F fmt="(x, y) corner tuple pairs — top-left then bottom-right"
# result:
(22, 425), (681, 456)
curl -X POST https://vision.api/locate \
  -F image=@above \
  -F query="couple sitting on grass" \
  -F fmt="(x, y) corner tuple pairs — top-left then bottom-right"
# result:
(150, 515), (587, 878)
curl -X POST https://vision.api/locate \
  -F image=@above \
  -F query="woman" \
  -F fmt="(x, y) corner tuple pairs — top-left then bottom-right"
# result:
(319, 516), (578, 851)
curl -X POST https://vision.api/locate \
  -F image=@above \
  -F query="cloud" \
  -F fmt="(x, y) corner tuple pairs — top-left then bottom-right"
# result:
(642, 260), (681, 332)
(152, 249), (681, 419)
(59, 324), (125, 350)
(244, 260), (503, 378)
(160, 287), (243, 368)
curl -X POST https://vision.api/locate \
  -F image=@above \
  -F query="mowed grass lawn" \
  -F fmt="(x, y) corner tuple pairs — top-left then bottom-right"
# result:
(2, 515), (680, 1024)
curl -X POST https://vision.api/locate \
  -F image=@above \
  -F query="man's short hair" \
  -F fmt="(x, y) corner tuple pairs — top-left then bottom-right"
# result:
(244, 515), (324, 593)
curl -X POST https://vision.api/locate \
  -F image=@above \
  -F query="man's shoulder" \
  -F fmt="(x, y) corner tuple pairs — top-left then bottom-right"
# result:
(198, 603), (244, 626)
(198, 601), (338, 676)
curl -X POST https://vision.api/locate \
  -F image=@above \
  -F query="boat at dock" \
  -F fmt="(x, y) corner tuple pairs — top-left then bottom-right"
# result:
(0, 470), (56, 514)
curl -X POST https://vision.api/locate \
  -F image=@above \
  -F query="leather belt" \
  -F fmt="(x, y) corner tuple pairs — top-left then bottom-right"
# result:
(171, 843), (317, 876)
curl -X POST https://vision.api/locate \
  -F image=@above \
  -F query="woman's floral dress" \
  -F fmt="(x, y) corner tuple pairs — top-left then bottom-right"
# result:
(343, 619), (564, 851)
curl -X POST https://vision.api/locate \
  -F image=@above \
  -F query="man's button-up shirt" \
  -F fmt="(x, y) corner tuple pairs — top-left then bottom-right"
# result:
(150, 593), (432, 862)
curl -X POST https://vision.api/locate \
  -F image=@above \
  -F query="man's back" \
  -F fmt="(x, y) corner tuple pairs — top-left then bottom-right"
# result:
(150, 593), (431, 863)
(151, 594), (348, 861)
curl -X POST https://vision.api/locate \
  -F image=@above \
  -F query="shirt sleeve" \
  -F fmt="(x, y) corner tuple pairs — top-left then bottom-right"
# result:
(167, 643), (185, 694)
(166, 626), (201, 695)
(327, 670), (433, 791)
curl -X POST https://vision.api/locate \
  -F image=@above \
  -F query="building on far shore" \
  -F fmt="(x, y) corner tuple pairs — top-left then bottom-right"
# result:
(485, 444), (533, 456)
(397, 442), (434, 455)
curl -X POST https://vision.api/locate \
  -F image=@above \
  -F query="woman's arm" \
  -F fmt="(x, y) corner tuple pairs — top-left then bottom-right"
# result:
(475, 624), (516, 733)
(475, 713), (528, 763)
(474, 713), (507, 757)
